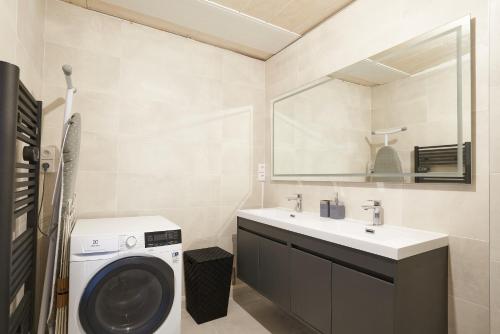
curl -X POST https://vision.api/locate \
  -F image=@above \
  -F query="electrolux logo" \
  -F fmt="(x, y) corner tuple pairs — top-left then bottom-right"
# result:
(92, 239), (99, 246)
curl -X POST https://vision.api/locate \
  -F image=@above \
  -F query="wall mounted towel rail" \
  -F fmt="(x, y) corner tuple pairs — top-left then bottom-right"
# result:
(414, 143), (471, 184)
(0, 61), (42, 334)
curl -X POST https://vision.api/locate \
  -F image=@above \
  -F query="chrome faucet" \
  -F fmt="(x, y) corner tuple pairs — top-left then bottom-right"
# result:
(287, 194), (303, 212)
(362, 200), (383, 226)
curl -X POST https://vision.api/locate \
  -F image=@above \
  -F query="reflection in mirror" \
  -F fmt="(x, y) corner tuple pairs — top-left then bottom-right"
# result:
(272, 16), (471, 183)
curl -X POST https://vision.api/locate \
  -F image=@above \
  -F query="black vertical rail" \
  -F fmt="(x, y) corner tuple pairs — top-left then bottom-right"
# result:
(0, 61), (20, 334)
(414, 146), (420, 182)
(0, 61), (42, 334)
(463, 142), (472, 184)
(24, 98), (42, 333)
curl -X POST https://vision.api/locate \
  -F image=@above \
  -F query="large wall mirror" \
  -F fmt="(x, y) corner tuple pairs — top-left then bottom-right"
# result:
(272, 16), (472, 183)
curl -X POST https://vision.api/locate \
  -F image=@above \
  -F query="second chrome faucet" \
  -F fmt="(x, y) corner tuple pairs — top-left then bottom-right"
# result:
(287, 194), (303, 212)
(362, 200), (383, 226)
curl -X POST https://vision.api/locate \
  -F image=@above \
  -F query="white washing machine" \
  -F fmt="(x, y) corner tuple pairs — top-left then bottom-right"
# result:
(69, 216), (182, 334)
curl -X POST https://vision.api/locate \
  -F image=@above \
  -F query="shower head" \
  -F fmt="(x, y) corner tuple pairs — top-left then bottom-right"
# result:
(62, 64), (72, 76)
(62, 64), (75, 91)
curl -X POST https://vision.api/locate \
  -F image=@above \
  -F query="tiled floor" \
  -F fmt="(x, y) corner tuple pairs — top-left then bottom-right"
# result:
(182, 284), (314, 334)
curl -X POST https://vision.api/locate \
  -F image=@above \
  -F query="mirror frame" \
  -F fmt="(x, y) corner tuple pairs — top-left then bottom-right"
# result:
(271, 15), (472, 182)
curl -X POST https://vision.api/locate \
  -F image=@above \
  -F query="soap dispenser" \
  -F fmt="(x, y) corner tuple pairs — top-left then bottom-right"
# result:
(329, 193), (345, 220)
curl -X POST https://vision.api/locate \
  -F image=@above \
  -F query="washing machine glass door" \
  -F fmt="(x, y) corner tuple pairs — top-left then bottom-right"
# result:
(79, 256), (175, 334)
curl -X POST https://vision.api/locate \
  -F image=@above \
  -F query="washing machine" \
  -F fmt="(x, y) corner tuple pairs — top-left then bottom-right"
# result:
(68, 216), (182, 334)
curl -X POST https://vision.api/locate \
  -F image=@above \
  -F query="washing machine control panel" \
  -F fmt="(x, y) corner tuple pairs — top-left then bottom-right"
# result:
(145, 229), (182, 248)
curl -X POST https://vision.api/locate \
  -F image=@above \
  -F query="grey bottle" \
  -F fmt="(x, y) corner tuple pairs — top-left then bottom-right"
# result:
(329, 193), (345, 220)
(320, 200), (330, 218)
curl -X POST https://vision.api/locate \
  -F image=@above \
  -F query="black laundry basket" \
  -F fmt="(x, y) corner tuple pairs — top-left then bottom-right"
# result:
(184, 247), (234, 324)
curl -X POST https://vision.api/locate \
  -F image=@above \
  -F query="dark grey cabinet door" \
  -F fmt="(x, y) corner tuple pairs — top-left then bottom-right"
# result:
(237, 229), (259, 288)
(332, 263), (395, 334)
(259, 237), (290, 311)
(290, 248), (332, 334)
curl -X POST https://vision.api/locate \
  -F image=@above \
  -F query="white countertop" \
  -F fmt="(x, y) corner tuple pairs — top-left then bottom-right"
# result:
(237, 208), (448, 260)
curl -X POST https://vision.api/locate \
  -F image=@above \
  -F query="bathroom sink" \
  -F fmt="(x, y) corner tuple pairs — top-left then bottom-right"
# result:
(237, 208), (448, 260)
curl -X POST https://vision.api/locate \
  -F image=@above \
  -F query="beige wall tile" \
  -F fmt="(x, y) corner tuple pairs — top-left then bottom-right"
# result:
(448, 236), (490, 307)
(491, 261), (500, 333)
(491, 174), (500, 261)
(79, 131), (118, 172)
(16, 41), (43, 97)
(492, 2), (500, 332)
(0, 0), (45, 99)
(188, 42), (224, 80)
(0, 3), (18, 65)
(42, 86), (120, 138)
(76, 171), (117, 217)
(448, 296), (490, 334)
(45, 0), (122, 57)
(491, 85), (500, 173)
(118, 99), (182, 137)
(120, 21), (195, 75)
(17, 0), (45, 69)
(220, 173), (253, 206)
(44, 42), (121, 93)
(41, 125), (63, 148)
(401, 175), (489, 241)
(474, 110), (491, 176)
(115, 173), (189, 211)
(223, 52), (266, 89)
(187, 175), (221, 207)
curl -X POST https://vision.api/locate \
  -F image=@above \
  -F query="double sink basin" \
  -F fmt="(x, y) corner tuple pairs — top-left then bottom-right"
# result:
(237, 207), (448, 260)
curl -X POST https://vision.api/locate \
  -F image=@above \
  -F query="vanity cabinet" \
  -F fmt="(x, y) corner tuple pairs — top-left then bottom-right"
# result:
(236, 228), (259, 288)
(236, 217), (448, 334)
(236, 225), (290, 310)
(290, 248), (332, 334)
(259, 237), (290, 310)
(332, 263), (394, 334)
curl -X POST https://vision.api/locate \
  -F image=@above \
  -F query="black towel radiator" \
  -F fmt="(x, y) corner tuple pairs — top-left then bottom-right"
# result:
(414, 142), (472, 184)
(0, 61), (42, 333)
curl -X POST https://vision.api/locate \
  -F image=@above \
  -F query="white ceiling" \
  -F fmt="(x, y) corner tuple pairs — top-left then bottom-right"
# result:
(104, 0), (299, 54)
(61, 0), (354, 60)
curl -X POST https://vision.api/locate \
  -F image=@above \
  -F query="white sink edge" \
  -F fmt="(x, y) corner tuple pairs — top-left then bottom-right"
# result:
(237, 208), (449, 260)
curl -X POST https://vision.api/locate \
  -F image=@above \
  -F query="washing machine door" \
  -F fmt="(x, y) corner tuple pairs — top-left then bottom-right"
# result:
(79, 256), (175, 334)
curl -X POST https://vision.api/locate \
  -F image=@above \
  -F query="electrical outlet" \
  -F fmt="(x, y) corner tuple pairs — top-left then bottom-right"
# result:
(257, 163), (266, 182)
(258, 172), (266, 181)
(41, 145), (57, 173)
